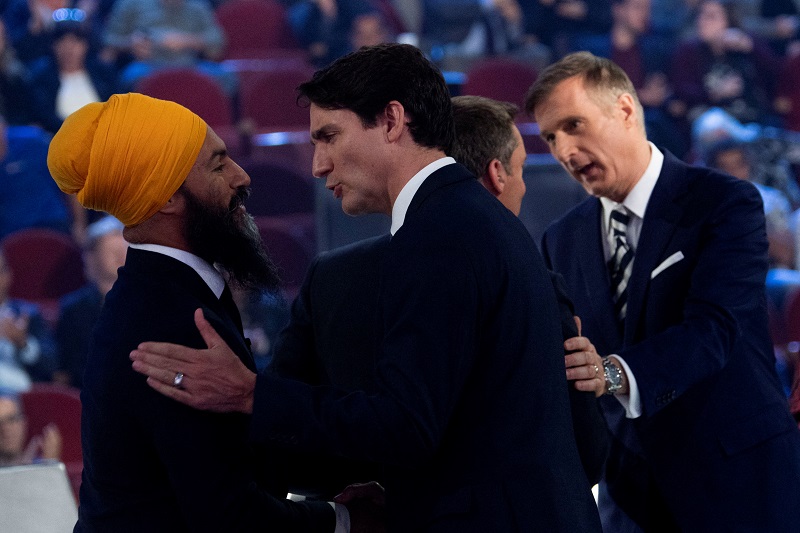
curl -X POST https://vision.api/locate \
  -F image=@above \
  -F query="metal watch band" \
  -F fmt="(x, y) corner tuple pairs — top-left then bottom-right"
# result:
(603, 357), (623, 395)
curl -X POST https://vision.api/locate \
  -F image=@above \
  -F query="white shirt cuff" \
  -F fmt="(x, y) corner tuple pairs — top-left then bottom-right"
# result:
(610, 355), (642, 419)
(332, 502), (350, 533)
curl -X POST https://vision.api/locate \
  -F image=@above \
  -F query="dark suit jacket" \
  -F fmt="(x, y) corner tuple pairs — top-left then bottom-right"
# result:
(252, 164), (602, 532)
(76, 248), (334, 532)
(269, 235), (608, 496)
(542, 152), (800, 532)
(2, 297), (57, 382)
(56, 284), (104, 389)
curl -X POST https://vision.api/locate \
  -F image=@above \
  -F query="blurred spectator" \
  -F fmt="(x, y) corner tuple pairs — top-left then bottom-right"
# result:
(54, 216), (126, 388)
(349, 10), (392, 51)
(28, 19), (117, 134)
(707, 137), (795, 268)
(521, 0), (613, 58)
(0, 391), (61, 467)
(692, 106), (800, 206)
(670, 0), (782, 125)
(649, 0), (698, 40)
(0, 19), (35, 126)
(0, 117), (87, 244)
(422, 0), (546, 70)
(0, 251), (57, 393)
(737, 0), (800, 56)
(287, 0), (376, 66)
(3, 0), (102, 66)
(103, 0), (235, 94)
(232, 286), (290, 372)
(570, 0), (690, 157)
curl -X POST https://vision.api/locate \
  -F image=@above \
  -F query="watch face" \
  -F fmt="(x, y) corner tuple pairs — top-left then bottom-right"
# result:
(604, 359), (622, 395)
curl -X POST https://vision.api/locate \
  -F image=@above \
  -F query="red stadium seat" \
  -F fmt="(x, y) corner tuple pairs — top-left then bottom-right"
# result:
(215, 0), (300, 60)
(20, 384), (82, 498)
(239, 64), (315, 133)
(462, 57), (538, 109)
(0, 229), (85, 324)
(255, 216), (314, 299)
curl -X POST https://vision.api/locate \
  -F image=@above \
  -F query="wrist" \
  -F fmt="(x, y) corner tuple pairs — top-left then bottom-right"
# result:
(602, 356), (626, 395)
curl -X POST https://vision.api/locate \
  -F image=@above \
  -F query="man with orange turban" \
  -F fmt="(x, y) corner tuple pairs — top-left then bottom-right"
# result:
(48, 93), (354, 532)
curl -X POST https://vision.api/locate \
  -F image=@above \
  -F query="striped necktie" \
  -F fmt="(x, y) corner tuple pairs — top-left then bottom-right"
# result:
(608, 206), (635, 323)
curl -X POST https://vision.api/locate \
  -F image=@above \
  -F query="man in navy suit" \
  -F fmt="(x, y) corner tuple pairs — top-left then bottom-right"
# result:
(529, 51), (800, 532)
(131, 44), (602, 532)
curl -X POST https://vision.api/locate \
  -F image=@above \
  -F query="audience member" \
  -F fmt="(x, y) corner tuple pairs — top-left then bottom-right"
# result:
(706, 137), (795, 268)
(0, 19), (35, 127)
(287, 0), (376, 67)
(0, 251), (57, 393)
(0, 116), (87, 244)
(570, 0), (689, 157)
(28, 19), (118, 134)
(670, 0), (781, 125)
(522, 0), (613, 58)
(48, 93), (358, 531)
(131, 43), (603, 532)
(3, 0), (101, 66)
(54, 216), (126, 388)
(737, 0), (800, 56)
(530, 50), (800, 532)
(0, 391), (61, 467)
(103, 0), (234, 94)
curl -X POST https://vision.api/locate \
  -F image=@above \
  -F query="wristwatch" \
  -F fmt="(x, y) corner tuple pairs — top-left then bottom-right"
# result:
(603, 357), (623, 395)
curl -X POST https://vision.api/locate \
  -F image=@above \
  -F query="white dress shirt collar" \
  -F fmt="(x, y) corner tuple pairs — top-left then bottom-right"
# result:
(390, 157), (456, 235)
(600, 142), (664, 232)
(128, 243), (226, 298)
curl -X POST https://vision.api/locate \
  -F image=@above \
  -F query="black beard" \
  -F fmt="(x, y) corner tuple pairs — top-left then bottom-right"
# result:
(181, 186), (280, 291)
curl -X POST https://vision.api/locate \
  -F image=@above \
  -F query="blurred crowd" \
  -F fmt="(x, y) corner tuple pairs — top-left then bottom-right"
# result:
(3, 0), (800, 402)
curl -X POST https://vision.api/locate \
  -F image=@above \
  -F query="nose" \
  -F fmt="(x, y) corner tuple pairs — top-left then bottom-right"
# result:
(230, 160), (251, 188)
(311, 146), (332, 179)
(553, 134), (577, 168)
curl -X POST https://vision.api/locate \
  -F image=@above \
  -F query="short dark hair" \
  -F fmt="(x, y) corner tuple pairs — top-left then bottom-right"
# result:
(525, 51), (643, 129)
(297, 43), (454, 153)
(451, 95), (518, 178)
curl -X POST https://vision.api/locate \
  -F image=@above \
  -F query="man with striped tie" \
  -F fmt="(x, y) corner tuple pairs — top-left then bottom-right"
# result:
(530, 52), (800, 532)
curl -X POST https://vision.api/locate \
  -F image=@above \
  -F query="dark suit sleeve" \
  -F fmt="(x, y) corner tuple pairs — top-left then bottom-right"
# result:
(621, 178), (770, 417)
(250, 241), (479, 466)
(117, 296), (335, 532)
(549, 271), (609, 486)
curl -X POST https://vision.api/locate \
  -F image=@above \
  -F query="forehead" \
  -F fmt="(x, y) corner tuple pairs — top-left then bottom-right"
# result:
(535, 77), (601, 126)
(310, 104), (364, 130)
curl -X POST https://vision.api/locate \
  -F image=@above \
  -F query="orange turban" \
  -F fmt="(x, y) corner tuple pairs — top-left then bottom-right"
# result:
(47, 93), (208, 227)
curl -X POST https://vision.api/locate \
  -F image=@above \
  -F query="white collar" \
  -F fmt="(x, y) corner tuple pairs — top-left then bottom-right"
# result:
(128, 243), (226, 298)
(390, 157), (456, 235)
(601, 142), (663, 223)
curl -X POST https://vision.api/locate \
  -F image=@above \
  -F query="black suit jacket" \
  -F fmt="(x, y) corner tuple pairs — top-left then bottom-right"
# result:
(542, 152), (800, 531)
(269, 235), (608, 495)
(252, 164), (602, 532)
(76, 248), (334, 532)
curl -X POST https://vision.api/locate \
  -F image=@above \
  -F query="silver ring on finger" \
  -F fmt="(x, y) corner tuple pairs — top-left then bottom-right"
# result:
(173, 372), (184, 388)
(593, 364), (600, 378)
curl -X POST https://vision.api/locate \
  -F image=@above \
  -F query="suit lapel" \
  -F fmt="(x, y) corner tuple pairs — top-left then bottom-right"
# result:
(623, 153), (689, 345)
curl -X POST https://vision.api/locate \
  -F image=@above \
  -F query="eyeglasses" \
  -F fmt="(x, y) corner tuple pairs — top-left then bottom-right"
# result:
(52, 8), (86, 22)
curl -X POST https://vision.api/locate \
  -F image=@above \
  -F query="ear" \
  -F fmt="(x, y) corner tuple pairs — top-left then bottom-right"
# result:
(383, 100), (406, 143)
(481, 158), (505, 198)
(158, 190), (185, 216)
(617, 92), (638, 129)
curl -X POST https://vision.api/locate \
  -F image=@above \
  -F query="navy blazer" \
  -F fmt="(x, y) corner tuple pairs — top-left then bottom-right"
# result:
(251, 164), (602, 532)
(268, 234), (608, 495)
(76, 248), (334, 532)
(542, 152), (800, 531)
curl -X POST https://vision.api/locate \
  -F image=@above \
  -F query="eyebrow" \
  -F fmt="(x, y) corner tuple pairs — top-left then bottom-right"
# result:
(207, 148), (227, 166)
(310, 124), (335, 143)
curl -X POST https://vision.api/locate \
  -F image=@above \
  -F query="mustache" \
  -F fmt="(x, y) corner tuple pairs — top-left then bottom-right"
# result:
(228, 187), (251, 213)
